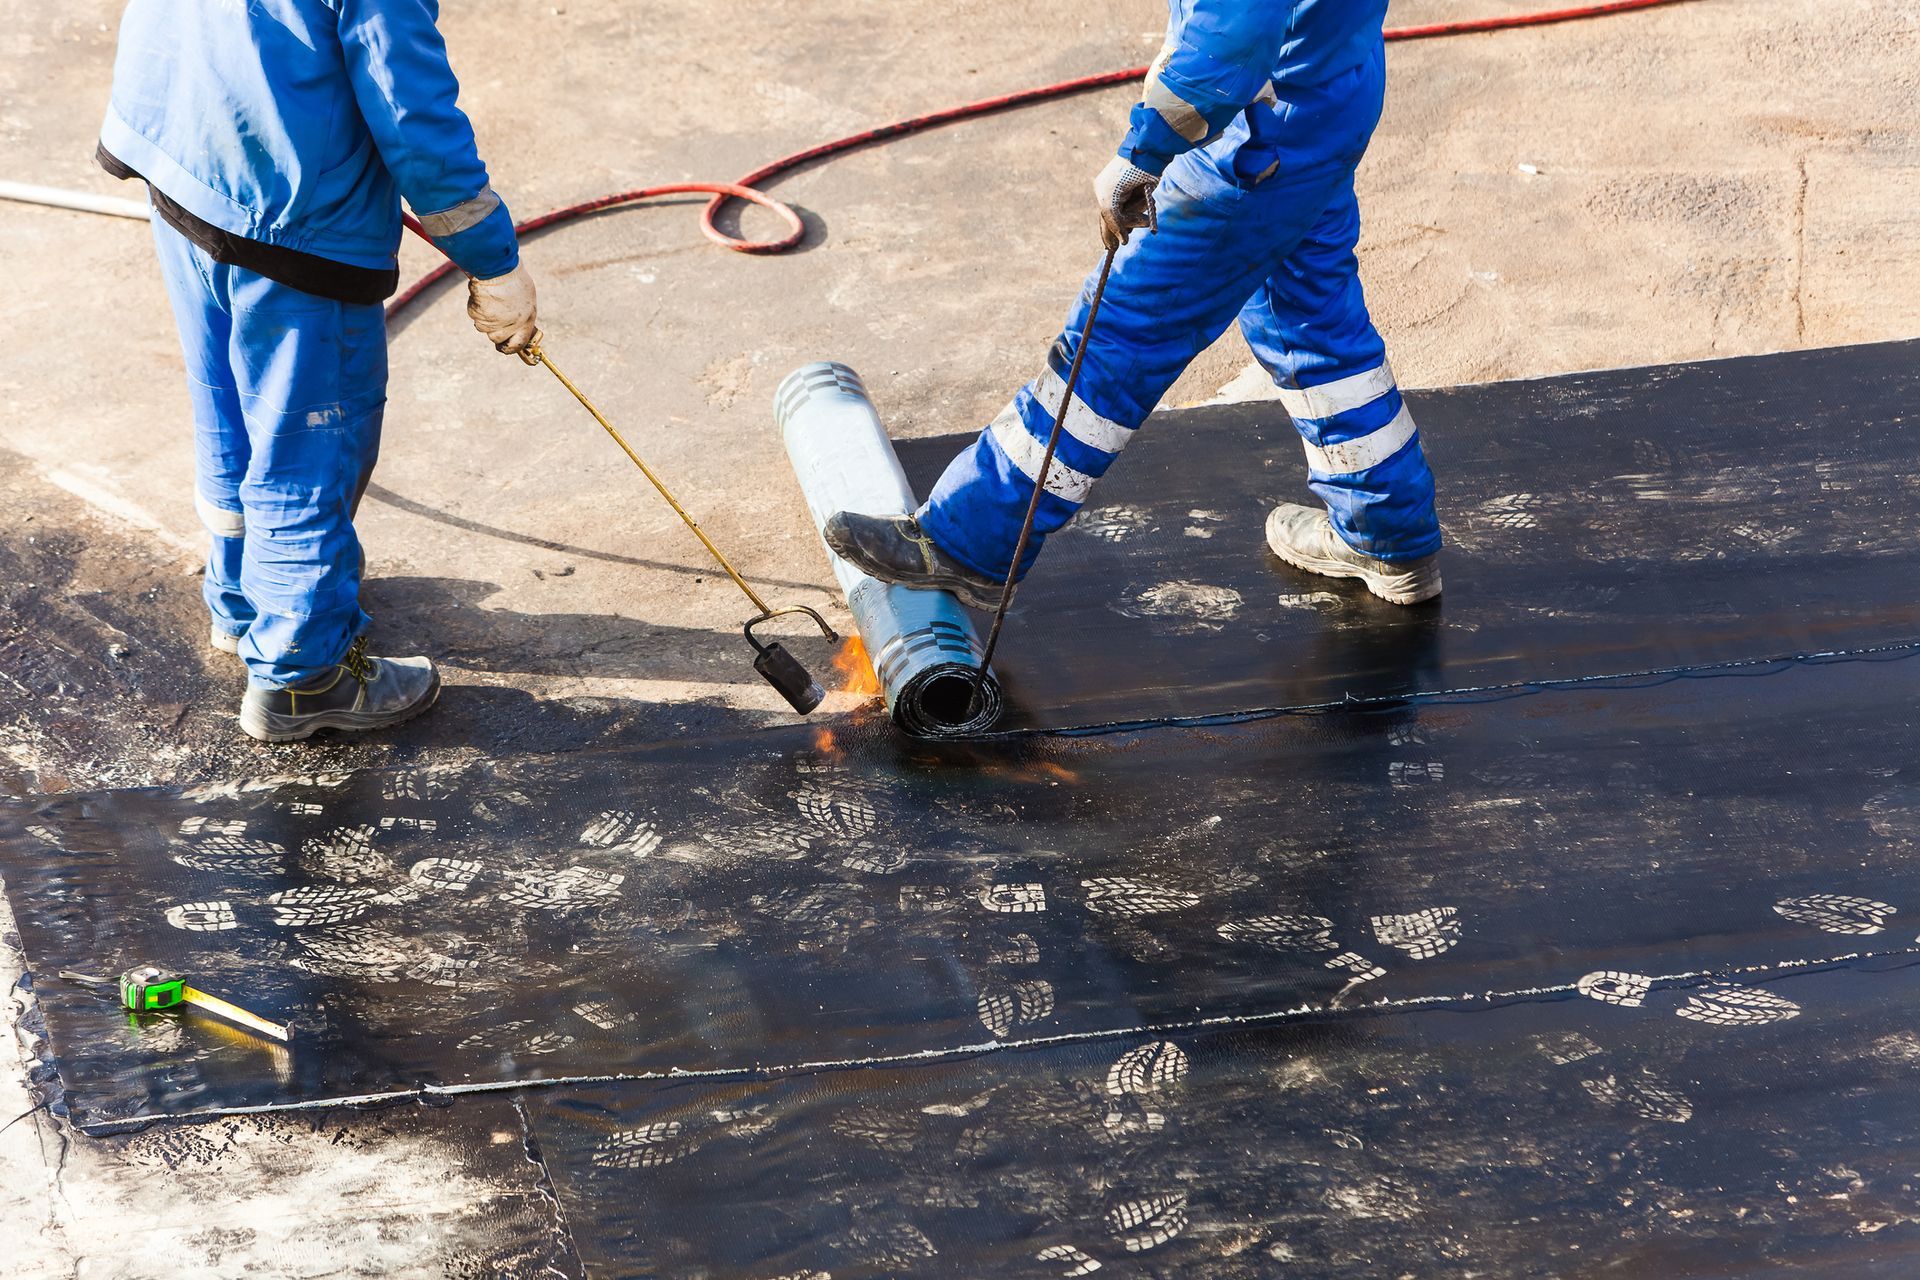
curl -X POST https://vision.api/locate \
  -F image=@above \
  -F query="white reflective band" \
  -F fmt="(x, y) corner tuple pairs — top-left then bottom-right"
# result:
(990, 404), (1095, 504)
(1143, 75), (1210, 143)
(195, 492), (244, 539)
(1277, 361), (1398, 422)
(1033, 368), (1134, 457)
(415, 186), (501, 238)
(1302, 405), (1418, 476)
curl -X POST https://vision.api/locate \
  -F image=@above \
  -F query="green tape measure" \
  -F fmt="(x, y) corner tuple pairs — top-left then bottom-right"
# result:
(120, 965), (187, 1012)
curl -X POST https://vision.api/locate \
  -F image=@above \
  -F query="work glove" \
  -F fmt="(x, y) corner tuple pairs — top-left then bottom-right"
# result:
(466, 263), (541, 357)
(1093, 154), (1159, 251)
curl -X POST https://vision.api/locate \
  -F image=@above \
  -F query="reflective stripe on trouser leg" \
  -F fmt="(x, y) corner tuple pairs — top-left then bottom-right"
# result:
(151, 215), (257, 639)
(214, 260), (384, 689)
(1237, 176), (1440, 561)
(918, 118), (1372, 580)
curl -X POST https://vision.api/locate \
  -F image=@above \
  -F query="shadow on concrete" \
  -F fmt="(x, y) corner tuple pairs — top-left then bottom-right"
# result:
(362, 482), (828, 593)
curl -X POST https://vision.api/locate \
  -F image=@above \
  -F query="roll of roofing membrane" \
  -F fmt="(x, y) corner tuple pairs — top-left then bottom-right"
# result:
(776, 362), (1004, 736)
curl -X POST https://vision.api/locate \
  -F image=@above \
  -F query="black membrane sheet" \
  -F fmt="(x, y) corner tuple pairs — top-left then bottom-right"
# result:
(6, 340), (1920, 1274)
(4, 653), (1917, 1136)
(896, 339), (1920, 730)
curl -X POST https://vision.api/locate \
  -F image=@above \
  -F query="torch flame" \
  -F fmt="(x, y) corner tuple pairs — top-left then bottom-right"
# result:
(831, 634), (883, 697)
(812, 726), (839, 755)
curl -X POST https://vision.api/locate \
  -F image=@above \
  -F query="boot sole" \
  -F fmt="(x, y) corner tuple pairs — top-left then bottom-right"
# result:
(239, 672), (442, 744)
(823, 535), (1008, 612)
(1266, 523), (1442, 607)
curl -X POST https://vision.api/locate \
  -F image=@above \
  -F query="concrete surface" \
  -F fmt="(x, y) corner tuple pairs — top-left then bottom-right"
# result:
(0, 0), (1916, 1273)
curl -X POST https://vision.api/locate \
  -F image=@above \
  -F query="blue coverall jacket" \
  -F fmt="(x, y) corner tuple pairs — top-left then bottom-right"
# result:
(100, 0), (518, 281)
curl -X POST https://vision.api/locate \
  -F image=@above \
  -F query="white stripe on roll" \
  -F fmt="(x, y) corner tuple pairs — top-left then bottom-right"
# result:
(1033, 368), (1134, 456)
(1302, 405), (1418, 476)
(989, 404), (1096, 503)
(1276, 361), (1398, 422)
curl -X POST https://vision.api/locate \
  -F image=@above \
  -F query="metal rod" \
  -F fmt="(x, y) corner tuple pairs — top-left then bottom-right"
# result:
(530, 343), (774, 616)
(975, 244), (1119, 680)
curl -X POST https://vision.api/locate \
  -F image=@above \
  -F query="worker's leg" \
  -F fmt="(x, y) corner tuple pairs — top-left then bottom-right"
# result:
(221, 265), (384, 689)
(1237, 179), (1441, 562)
(913, 156), (1347, 581)
(150, 215), (254, 649)
(913, 60), (1387, 583)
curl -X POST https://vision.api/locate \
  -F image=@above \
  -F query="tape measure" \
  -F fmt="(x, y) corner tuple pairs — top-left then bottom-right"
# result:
(117, 964), (292, 1043)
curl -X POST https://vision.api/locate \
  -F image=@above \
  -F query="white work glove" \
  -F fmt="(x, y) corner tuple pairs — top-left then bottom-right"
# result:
(1093, 154), (1159, 251)
(466, 263), (541, 357)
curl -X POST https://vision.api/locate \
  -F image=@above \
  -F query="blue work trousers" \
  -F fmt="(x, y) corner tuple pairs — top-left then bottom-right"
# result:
(152, 214), (383, 688)
(919, 49), (1440, 580)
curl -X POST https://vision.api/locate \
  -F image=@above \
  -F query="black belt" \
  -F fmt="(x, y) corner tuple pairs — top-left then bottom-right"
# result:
(97, 143), (398, 306)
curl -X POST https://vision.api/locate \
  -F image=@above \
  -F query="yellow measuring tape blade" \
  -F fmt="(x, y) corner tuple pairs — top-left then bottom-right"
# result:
(182, 985), (292, 1043)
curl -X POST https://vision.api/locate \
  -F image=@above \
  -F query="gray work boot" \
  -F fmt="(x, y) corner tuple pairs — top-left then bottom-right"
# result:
(238, 636), (440, 743)
(210, 626), (241, 656)
(1265, 503), (1442, 606)
(822, 512), (1006, 610)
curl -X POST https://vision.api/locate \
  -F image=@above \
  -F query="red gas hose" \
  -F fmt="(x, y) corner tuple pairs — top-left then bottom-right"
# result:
(392, 0), (1694, 316)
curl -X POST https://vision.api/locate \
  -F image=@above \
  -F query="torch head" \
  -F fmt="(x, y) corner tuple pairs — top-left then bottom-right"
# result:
(754, 641), (826, 714)
(744, 607), (837, 716)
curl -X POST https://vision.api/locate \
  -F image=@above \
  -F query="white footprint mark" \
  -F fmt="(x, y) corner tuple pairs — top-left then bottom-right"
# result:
(1217, 914), (1339, 953)
(571, 1001), (627, 1030)
(577, 810), (662, 857)
(410, 857), (483, 892)
(164, 900), (238, 932)
(1582, 1070), (1693, 1123)
(1107, 1193), (1188, 1253)
(1082, 878), (1200, 917)
(977, 978), (1055, 1038)
(1322, 1177), (1417, 1222)
(1325, 952), (1385, 982)
(178, 817), (248, 837)
(267, 885), (376, 927)
(1773, 894), (1896, 936)
(1674, 984), (1801, 1027)
(1105, 1042), (1189, 1098)
(1534, 1031), (1603, 1066)
(1037, 1244), (1102, 1275)
(498, 865), (624, 909)
(1116, 582), (1242, 634)
(981, 883), (1047, 914)
(794, 786), (878, 838)
(1387, 761), (1445, 785)
(592, 1121), (698, 1169)
(1577, 970), (1653, 1008)
(1369, 907), (1460, 959)
(989, 934), (1041, 966)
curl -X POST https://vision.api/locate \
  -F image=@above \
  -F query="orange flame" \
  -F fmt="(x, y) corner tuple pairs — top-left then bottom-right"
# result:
(831, 634), (883, 697)
(812, 726), (840, 755)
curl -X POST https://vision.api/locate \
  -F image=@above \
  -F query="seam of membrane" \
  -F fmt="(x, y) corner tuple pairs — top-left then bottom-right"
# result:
(70, 943), (1920, 1136)
(970, 637), (1920, 741)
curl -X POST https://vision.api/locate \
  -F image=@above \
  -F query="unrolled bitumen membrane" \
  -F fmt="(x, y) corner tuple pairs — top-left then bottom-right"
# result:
(895, 338), (1920, 733)
(4, 338), (1919, 1275)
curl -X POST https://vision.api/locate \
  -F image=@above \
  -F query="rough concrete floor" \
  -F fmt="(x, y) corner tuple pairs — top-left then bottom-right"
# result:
(1, 0), (1917, 1273)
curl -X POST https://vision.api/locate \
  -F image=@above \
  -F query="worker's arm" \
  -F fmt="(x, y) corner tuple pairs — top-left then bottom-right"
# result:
(336, 0), (521, 281)
(1118, 1), (1290, 177)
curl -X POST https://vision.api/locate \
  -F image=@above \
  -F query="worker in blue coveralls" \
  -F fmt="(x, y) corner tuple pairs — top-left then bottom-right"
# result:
(826, 0), (1443, 610)
(97, 0), (539, 743)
